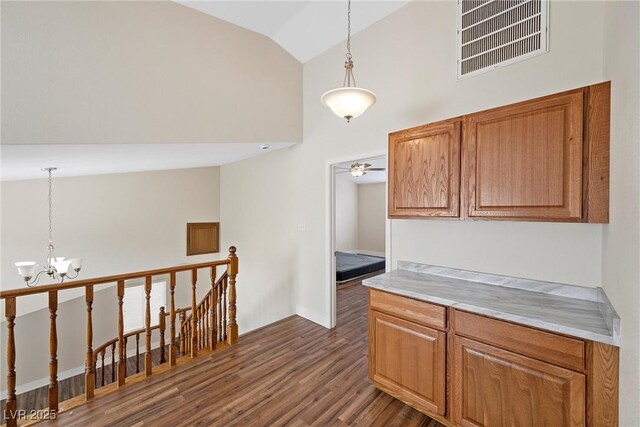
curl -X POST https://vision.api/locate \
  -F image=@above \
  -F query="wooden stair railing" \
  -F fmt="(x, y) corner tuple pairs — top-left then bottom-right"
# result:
(0, 246), (238, 427)
(179, 271), (228, 356)
(92, 306), (192, 389)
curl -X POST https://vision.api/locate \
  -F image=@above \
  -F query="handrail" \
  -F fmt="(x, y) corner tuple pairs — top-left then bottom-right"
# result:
(2, 246), (238, 427)
(0, 259), (231, 299)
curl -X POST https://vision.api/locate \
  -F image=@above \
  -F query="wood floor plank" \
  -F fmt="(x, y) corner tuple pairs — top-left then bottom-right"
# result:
(9, 275), (444, 426)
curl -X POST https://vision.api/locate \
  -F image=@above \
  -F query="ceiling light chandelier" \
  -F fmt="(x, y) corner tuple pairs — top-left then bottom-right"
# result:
(15, 168), (83, 287)
(321, 0), (377, 123)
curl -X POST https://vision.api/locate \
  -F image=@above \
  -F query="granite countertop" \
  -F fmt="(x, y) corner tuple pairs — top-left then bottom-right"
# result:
(363, 261), (620, 346)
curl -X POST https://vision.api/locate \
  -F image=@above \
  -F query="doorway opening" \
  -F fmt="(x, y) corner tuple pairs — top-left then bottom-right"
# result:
(328, 154), (389, 328)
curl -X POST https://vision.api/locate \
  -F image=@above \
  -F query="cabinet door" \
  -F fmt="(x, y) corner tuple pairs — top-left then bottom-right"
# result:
(453, 336), (585, 427)
(369, 310), (446, 415)
(388, 119), (461, 218)
(463, 90), (584, 221)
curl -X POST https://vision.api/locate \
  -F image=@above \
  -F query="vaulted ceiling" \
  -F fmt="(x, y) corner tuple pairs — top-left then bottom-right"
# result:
(175, 1), (410, 63)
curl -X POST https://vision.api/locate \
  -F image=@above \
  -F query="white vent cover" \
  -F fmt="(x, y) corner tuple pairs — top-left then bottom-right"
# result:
(457, 0), (549, 79)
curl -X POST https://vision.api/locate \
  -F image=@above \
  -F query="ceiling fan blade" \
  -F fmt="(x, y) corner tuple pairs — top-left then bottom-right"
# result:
(366, 168), (386, 171)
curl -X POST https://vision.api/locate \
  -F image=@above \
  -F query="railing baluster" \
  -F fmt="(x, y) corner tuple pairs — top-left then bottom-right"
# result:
(48, 290), (59, 412)
(223, 276), (228, 341)
(179, 312), (186, 356)
(191, 269), (197, 358)
(200, 306), (204, 349)
(117, 280), (126, 387)
(135, 333), (140, 374)
(159, 306), (166, 363)
(85, 285), (95, 400)
(5, 297), (17, 427)
(218, 284), (223, 342)
(123, 336), (128, 377)
(210, 267), (217, 350)
(169, 272), (177, 366)
(227, 247), (238, 344)
(205, 298), (209, 349)
(144, 276), (152, 377)
(111, 343), (116, 383)
(100, 349), (105, 386)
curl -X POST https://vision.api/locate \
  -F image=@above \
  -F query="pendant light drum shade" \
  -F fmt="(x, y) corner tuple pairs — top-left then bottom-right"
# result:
(321, 87), (377, 122)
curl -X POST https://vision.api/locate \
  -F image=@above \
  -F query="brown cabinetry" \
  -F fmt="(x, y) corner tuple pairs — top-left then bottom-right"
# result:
(388, 119), (461, 218)
(452, 336), (586, 427)
(464, 91), (584, 220)
(369, 310), (446, 415)
(388, 82), (610, 223)
(367, 289), (619, 427)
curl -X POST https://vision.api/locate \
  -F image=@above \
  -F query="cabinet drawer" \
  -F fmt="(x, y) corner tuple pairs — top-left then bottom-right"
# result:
(454, 310), (585, 372)
(369, 289), (446, 331)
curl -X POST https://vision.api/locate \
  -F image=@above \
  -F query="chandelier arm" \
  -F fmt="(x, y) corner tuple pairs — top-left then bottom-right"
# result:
(25, 269), (47, 288)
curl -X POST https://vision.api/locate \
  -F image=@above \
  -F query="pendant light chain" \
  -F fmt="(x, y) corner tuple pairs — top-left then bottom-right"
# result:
(343, 0), (356, 88)
(48, 168), (53, 245)
(346, 0), (352, 61)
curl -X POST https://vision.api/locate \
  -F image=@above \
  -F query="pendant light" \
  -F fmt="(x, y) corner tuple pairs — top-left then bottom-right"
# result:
(14, 167), (83, 287)
(321, 0), (377, 123)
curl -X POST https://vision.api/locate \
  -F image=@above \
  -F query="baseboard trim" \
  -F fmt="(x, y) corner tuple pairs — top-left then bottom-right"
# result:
(296, 305), (331, 329)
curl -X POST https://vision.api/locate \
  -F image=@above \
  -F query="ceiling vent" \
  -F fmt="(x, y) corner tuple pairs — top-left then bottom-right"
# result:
(457, 0), (549, 79)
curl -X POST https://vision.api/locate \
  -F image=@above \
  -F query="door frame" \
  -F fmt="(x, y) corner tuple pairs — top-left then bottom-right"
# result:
(326, 150), (391, 329)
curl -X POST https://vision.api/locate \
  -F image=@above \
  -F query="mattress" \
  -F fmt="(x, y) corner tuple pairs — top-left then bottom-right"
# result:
(336, 251), (386, 282)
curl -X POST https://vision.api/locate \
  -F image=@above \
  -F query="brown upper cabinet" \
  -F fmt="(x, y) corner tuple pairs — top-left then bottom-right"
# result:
(388, 82), (610, 223)
(388, 119), (462, 218)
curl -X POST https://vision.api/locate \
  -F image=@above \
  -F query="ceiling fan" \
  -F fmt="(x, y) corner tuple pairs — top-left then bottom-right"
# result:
(336, 162), (386, 178)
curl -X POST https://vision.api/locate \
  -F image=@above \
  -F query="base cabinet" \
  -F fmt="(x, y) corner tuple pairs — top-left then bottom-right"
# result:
(367, 289), (618, 427)
(369, 310), (446, 415)
(453, 336), (585, 427)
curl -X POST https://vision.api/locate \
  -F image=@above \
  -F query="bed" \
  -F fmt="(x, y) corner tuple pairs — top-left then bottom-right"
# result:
(335, 251), (386, 282)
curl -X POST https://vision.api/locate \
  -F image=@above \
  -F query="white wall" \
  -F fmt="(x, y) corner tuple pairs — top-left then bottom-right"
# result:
(219, 151), (298, 334)
(221, 0), (607, 327)
(1, 167), (222, 314)
(219, 1), (640, 419)
(602, 2), (640, 425)
(0, 166), (222, 390)
(357, 183), (386, 253)
(1, 0), (302, 145)
(335, 173), (359, 251)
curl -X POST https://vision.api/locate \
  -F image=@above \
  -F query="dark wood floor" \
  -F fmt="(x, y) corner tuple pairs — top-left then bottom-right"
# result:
(0, 344), (171, 423)
(17, 277), (443, 426)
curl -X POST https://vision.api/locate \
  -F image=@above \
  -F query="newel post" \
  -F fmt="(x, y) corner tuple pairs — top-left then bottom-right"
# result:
(227, 246), (239, 345)
(5, 297), (17, 427)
